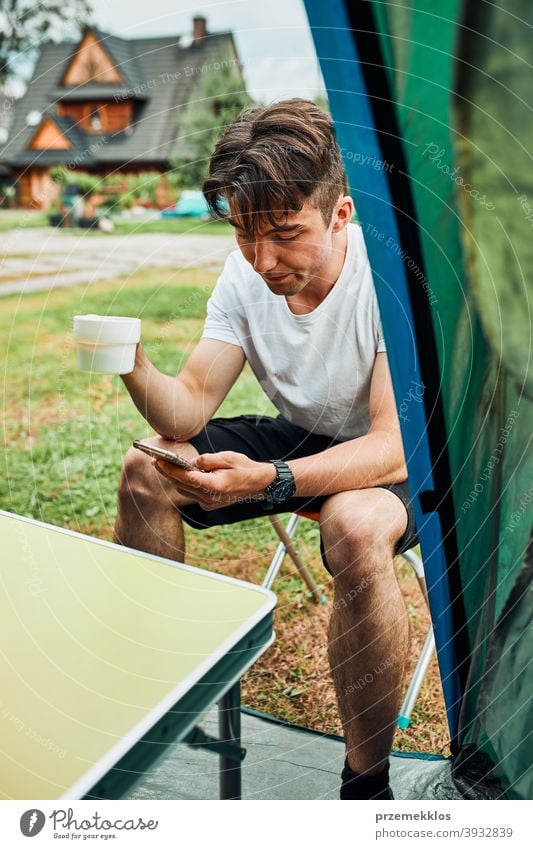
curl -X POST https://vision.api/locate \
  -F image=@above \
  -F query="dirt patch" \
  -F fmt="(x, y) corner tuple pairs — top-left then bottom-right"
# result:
(3, 397), (88, 449)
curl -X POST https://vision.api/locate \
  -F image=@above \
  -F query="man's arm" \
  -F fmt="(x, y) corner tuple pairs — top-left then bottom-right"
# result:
(121, 338), (246, 440)
(152, 352), (407, 506)
(287, 352), (407, 496)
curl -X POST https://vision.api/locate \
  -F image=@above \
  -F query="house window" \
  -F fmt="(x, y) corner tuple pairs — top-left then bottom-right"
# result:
(89, 109), (102, 131)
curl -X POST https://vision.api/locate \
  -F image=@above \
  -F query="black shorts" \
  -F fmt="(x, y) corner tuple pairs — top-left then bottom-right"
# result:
(180, 414), (419, 567)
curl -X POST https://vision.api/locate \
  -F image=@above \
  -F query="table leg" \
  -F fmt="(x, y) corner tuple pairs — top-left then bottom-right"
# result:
(218, 680), (242, 800)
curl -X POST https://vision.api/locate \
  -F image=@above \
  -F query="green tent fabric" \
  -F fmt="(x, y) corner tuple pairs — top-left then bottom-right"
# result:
(451, 1), (533, 777)
(478, 542), (532, 801)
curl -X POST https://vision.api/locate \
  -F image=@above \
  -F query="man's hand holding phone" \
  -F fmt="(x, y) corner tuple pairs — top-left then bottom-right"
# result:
(132, 440), (196, 470)
(133, 440), (275, 511)
(133, 439), (220, 508)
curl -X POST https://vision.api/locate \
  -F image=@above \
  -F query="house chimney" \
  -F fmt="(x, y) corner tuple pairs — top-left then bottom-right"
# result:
(192, 15), (207, 46)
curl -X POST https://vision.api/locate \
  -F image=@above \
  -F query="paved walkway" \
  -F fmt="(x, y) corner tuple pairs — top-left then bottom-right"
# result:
(0, 228), (235, 296)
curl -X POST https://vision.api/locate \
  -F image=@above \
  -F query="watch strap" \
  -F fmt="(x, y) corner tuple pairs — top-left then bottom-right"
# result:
(264, 459), (296, 503)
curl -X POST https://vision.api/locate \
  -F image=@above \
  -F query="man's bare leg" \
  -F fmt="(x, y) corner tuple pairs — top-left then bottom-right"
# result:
(320, 489), (409, 783)
(113, 435), (199, 562)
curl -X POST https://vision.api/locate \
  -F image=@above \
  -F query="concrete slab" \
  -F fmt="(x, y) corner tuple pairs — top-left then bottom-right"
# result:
(0, 230), (235, 295)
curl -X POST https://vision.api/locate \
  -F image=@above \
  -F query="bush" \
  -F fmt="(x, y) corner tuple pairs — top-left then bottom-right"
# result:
(49, 166), (102, 196)
(126, 172), (161, 205)
(48, 168), (168, 213)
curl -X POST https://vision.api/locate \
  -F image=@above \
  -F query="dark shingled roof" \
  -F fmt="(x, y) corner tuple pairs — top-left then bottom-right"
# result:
(47, 113), (87, 147)
(0, 26), (240, 169)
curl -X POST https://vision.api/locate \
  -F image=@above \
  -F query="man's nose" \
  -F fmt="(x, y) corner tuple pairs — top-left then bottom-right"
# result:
(252, 239), (277, 274)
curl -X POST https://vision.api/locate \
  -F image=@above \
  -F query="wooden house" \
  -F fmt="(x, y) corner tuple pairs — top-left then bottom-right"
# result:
(0, 16), (244, 208)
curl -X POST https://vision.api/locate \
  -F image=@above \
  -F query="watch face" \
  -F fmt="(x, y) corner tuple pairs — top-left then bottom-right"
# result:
(271, 479), (296, 503)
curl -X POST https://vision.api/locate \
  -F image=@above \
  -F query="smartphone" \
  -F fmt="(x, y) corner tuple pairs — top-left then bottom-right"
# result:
(132, 440), (195, 471)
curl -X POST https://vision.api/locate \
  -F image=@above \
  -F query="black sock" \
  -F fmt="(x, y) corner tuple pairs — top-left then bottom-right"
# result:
(340, 759), (393, 800)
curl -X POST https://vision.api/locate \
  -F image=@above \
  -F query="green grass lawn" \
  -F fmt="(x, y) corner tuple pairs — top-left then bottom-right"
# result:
(110, 218), (234, 237)
(0, 210), (233, 237)
(0, 265), (273, 532)
(0, 265), (448, 753)
(57, 217), (234, 237)
(0, 210), (49, 232)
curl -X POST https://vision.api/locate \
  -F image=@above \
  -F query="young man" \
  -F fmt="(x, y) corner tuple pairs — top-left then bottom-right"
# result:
(114, 99), (418, 800)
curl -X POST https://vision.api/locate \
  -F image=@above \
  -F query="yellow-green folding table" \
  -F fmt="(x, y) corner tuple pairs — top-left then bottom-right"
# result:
(0, 510), (275, 800)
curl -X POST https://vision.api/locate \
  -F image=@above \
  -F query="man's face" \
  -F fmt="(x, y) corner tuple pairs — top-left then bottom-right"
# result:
(228, 198), (336, 296)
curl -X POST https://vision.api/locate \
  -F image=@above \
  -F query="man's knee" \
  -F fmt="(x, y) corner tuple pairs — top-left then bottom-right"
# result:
(118, 445), (154, 500)
(118, 436), (198, 508)
(320, 501), (396, 584)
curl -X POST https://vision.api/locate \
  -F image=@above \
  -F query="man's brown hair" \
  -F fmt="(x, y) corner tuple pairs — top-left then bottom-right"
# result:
(203, 98), (347, 235)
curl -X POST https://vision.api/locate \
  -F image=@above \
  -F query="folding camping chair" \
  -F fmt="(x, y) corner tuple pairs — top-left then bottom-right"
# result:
(260, 510), (436, 729)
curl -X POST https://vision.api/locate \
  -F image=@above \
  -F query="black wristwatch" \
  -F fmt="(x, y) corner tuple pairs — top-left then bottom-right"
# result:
(264, 460), (296, 504)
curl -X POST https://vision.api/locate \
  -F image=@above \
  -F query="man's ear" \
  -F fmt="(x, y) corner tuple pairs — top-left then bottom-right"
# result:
(332, 196), (354, 232)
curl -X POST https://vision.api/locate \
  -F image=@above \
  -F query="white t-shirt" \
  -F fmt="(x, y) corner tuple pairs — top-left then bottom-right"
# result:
(202, 222), (387, 442)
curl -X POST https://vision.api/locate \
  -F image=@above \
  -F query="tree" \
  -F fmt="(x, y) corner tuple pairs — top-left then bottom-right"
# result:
(314, 92), (330, 113)
(170, 58), (253, 190)
(0, 0), (92, 84)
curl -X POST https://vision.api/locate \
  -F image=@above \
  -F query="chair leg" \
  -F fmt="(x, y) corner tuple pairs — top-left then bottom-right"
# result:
(396, 548), (436, 728)
(265, 515), (325, 604)
(397, 626), (436, 728)
(262, 514), (300, 590)
(400, 548), (429, 608)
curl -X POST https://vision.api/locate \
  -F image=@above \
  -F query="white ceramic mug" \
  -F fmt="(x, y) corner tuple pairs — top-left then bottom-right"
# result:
(73, 315), (141, 374)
